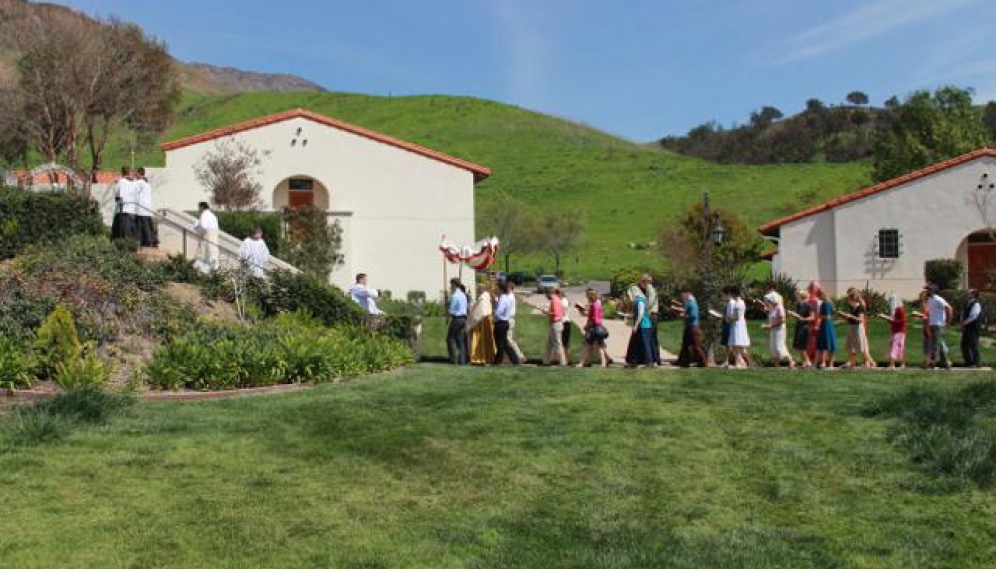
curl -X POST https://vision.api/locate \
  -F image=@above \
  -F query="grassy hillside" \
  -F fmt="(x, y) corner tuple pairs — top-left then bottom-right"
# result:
(110, 91), (872, 279)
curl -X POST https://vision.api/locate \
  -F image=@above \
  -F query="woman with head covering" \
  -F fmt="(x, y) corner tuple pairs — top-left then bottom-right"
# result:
(877, 293), (907, 370)
(789, 290), (815, 368)
(762, 291), (795, 368)
(726, 286), (751, 368)
(466, 283), (497, 365)
(625, 285), (656, 368)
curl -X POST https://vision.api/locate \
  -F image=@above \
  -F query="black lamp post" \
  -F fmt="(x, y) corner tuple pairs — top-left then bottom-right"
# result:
(700, 192), (723, 363)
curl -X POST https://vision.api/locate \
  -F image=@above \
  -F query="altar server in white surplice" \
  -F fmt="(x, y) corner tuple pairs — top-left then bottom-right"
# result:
(192, 201), (219, 274)
(238, 227), (270, 278)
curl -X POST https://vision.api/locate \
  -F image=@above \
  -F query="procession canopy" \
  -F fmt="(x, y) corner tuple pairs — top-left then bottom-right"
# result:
(439, 236), (500, 271)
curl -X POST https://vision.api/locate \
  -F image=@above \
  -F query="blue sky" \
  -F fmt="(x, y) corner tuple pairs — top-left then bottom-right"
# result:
(59, 0), (995, 141)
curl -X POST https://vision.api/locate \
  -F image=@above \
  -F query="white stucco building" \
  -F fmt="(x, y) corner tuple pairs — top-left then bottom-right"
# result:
(760, 148), (996, 299)
(154, 108), (490, 298)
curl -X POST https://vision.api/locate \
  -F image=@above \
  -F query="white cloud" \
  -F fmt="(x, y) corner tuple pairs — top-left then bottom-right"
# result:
(773, 0), (983, 65)
(488, 0), (550, 108)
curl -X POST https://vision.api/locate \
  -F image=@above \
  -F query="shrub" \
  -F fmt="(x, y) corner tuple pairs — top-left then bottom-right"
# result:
(216, 211), (285, 255)
(0, 187), (104, 259)
(55, 350), (111, 390)
(37, 386), (134, 425)
(0, 339), (37, 389)
(34, 304), (82, 380)
(256, 270), (364, 327)
(925, 259), (963, 290)
(282, 206), (344, 279)
(145, 318), (413, 391)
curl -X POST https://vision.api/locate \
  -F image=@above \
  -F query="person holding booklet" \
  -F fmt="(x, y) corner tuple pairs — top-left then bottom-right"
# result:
(761, 292), (795, 369)
(577, 288), (610, 367)
(814, 288), (837, 369)
(671, 287), (709, 368)
(788, 290), (814, 368)
(877, 293), (906, 370)
(837, 288), (875, 369)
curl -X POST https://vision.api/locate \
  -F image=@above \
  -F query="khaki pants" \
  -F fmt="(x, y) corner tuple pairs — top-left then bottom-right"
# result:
(544, 320), (567, 365)
(507, 318), (526, 362)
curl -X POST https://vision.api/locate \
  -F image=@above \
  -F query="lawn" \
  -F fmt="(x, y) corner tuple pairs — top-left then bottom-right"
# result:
(2, 366), (995, 568)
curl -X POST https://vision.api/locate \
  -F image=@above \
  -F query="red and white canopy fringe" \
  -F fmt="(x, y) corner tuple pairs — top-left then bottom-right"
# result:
(439, 236), (500, 271)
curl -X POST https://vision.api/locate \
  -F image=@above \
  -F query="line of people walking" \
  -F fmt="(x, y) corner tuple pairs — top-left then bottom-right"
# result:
(444, 274), (986, 370)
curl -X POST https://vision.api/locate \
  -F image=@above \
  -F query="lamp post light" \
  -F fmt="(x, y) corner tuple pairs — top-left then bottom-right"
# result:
(700, 191), (723, 364)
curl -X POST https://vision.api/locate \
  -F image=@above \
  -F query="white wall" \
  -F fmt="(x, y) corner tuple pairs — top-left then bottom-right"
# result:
(776, 156), (996, 299)
(777, 210), (837, 293)
(158, 116), (478, 299)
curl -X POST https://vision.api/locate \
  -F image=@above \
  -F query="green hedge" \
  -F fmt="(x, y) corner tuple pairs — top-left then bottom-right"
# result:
(255, 270), (365, 327)
(0, 188), (105, 259)
(145, 315), (414, 390)
(215, 211), (285, 255)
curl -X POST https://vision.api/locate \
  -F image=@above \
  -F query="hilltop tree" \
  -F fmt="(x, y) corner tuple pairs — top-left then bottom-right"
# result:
(846, 91), (869, 106)
(478, 192), (539, 273)
(194, 140), (266, 211)
(871, 86), (987, 182)
(750, 106), (783, 130)
(982, 101), (996, 141)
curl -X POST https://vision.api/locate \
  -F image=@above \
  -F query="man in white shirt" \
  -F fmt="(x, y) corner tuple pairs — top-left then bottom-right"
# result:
(960, 289), (983, 368)
(926, 284), (953, 369)
(111, 166), (139, 241)
(493, 281), (520, 365)
(349, 273), (384, 316)
(237, 227), (270, 279)
(193, 201), (219, 274)
(134, 167), (158, 247)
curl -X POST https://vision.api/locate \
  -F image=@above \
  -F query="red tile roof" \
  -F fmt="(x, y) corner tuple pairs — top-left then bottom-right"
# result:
(14, 170), (119, 185)
(758, 147), (996, 236)
(159, 108), (492, 181)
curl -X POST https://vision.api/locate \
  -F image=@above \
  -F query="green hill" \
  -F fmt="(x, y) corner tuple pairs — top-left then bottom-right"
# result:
(111, 91), (872, 279)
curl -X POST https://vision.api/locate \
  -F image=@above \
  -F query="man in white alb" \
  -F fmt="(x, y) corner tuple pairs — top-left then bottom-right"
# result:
(238, 227), (270, 278)
(111, 166), (139, 241)
(193, 201), (219, 274)
(134, 167), (158, 247)
(349, 273), (384, 316)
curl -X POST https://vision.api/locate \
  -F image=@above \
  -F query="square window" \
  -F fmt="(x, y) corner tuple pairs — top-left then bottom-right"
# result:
(878, 229), (900, 259)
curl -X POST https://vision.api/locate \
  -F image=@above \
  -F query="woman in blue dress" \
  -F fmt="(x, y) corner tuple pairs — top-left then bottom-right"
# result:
(814, 288), (836, 369)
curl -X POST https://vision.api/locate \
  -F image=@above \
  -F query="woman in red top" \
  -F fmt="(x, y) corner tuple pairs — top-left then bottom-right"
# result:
(878, 293), (907, 370)
(577, 288), (610, 367)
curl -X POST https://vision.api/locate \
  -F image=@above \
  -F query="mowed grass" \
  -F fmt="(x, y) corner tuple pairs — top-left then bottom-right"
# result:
(107, 91), (871, 278)
(3, 366), (996, 568)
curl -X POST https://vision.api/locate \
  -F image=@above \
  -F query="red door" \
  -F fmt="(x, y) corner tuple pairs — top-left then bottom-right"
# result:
(288, 190), (314, 210)
(967, 243), (996, 291)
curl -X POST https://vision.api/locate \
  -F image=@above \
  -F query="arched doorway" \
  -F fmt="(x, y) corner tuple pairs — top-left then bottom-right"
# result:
(966, 231), (996, 291)
(272, 175), (330, 211)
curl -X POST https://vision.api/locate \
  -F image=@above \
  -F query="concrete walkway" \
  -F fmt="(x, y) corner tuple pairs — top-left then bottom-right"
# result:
(522, 292), (677, 364)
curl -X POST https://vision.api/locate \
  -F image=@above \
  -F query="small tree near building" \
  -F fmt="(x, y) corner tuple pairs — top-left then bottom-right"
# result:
(282, 206), (344, 280)
(478, 192), (539, 273)
(194, 140), (267, 211)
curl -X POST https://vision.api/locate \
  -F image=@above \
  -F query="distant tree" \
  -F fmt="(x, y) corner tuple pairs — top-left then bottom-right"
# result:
(884, 95), (900, 109)
(871, 86), (987, 182)
(805, 98), (826, 114)
(982, 101), (996, 142)
(539, 209), (586, 275)
(478, 192), (539, 273)
(846, 91), (869, 106)
(194, 140), (266, 211)
(749, 106), (783, 130)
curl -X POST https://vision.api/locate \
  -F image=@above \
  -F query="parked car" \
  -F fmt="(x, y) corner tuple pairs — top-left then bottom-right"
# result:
(536, 274), (559, 293)
(507, 271), (531, 285)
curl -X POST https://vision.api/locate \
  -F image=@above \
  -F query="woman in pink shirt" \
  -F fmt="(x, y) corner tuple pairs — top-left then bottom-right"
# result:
(542, 289), (567, 365)
(577, 288), (610, 367)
